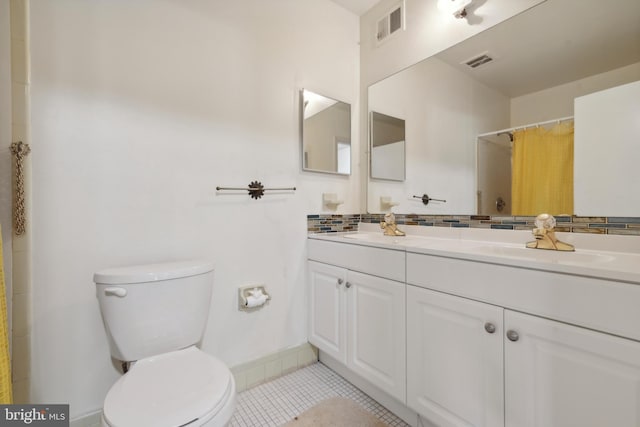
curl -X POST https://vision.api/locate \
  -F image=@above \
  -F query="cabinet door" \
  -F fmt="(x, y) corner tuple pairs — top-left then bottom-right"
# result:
(347, 270), (406, 403)
(505, 310), (640, 427)
(308, 261), (347, 364)
(407, 286), (504, 427)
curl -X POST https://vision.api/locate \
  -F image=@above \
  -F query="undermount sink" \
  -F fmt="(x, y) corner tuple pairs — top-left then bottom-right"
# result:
(342, 233), (382, 240)
(343, 233), (404, 244)
(343, 233), (436, 246)
(472, 244), (616, 264)
(341, 233), (617, 265)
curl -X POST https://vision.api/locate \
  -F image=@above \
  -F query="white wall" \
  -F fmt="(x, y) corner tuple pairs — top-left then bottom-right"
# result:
(0, 0), (12, 324)
(304, 103), (351, 173)
(371, 141), (404, 181)
(477, 137), (512, 215)
(368, 57), (510, 214)
(574, 80), (640, 217)
(511, 62), (640, 126)
(28, 0), (359, 418)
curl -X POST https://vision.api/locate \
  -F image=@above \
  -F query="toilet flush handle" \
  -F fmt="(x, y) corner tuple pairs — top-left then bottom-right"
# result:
(104, 287), (127, 297)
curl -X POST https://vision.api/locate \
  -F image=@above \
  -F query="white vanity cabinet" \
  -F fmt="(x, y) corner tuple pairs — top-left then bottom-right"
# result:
(406, 286), (504, 427)
(504, 310), (640, 427)
(308, 239), (407, 403)
(407, 252), (640, 427)
(345, 269), (406, 403)
(308, 261), (347, 364)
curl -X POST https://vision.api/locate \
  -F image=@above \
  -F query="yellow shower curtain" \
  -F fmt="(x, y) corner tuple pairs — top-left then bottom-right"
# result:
(511, 122), (574, 216)
(0, 224), (12, 403)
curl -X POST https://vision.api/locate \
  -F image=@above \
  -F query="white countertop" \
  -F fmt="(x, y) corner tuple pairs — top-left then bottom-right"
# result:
(309, 223), (640, 285)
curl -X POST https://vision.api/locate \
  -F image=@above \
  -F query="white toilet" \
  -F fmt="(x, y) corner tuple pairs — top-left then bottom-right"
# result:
(94, 260), (236, 427)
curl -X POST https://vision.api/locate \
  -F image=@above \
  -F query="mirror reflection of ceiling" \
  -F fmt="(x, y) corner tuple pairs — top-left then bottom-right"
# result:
(304, 91), (339, 119)
(436, 0), (640, 98)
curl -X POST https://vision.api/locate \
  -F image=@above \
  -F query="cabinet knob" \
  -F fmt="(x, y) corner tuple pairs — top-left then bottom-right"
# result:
(337, 278), (344, 285)
(484, 322), (496, 334)
(506, 330), (520, 342)
(345, 282), (352, 288)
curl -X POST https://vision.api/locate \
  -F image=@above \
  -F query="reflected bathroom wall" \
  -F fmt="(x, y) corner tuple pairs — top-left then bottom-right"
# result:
(368, 56), (509, 214)
(477, 134), (512, 215)
(370, 111), (405, 181)
(302, 89), (351, 175)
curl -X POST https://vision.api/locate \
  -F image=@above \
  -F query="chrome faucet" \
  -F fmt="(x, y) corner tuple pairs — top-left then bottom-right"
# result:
(526, 213), (574, 251)
(380, 213), (405, 236)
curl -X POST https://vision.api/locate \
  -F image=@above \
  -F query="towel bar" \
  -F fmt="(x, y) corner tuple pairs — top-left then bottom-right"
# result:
(216, 181), (296, 199)
(413, 194), (447, 206)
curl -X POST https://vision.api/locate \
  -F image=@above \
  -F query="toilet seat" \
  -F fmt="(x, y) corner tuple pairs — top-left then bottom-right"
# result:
(103, 346), (234, 427)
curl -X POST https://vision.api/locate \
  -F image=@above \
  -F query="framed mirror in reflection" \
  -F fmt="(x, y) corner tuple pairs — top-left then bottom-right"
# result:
(367, 0), (640, 216)
(370, 112), (405, 181)
(301, 89), (351, 175)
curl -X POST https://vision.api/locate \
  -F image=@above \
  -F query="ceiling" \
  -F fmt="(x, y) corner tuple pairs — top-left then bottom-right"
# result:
(330, 0), (381, 16)
(436, 0), (640, 97)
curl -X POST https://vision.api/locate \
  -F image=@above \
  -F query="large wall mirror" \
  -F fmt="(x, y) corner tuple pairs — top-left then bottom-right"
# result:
(301, 89), (351, 175)
(367, 0), (640, 215)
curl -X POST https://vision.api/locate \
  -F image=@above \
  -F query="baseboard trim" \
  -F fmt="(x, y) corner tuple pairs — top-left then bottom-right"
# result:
(70, 410), (101, 427)
(230, 342), (318, 392)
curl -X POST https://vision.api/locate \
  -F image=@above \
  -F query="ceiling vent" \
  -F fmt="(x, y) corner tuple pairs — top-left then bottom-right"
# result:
(376, 1), (404, 46)
(463, 52), (494, 69)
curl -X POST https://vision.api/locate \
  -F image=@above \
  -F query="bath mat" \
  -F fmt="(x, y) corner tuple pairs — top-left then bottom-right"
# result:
(282, 397), (390, 427)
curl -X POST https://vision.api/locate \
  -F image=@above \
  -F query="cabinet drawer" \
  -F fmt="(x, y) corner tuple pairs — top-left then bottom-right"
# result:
(407, 252), (640, 342)
(308, 239), (405, 282)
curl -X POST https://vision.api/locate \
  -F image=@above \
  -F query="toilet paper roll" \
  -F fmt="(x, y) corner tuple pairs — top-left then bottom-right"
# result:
(245, 294), (268, 308)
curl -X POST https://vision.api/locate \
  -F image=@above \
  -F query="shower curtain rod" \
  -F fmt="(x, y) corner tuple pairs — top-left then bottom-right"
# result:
(477, 115), (574, 139)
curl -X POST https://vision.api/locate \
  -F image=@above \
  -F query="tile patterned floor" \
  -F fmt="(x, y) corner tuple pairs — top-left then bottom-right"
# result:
(229, 362), (409, 427)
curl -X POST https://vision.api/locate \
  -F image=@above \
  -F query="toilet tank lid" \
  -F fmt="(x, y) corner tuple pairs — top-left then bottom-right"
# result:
(93, 260), (215, 285)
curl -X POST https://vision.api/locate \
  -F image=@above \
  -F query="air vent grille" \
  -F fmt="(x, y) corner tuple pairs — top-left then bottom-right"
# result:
(389, 7), (402, 34)
(376, 2), (404, 45)
(376, 15), (389, 42)
(464, 53), (494, 69)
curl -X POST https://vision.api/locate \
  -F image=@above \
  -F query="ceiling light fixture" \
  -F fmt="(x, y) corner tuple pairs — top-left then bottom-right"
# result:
(437, 0), (472, 19)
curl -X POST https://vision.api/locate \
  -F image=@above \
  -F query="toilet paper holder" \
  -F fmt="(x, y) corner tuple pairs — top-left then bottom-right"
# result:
(238, 285), (271, 311)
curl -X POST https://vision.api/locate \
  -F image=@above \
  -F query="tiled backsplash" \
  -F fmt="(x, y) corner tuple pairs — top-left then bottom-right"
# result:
(308, 214), (640, 236)
(307, 214), (360, 233)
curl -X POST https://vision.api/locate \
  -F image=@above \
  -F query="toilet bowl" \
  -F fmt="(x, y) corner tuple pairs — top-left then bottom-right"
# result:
(101, 347), (236, 427)
(94, 260), (236, 427)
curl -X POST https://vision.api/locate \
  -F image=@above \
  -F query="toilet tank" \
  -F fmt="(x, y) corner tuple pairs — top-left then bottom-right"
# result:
(94, 260), (215, 362)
